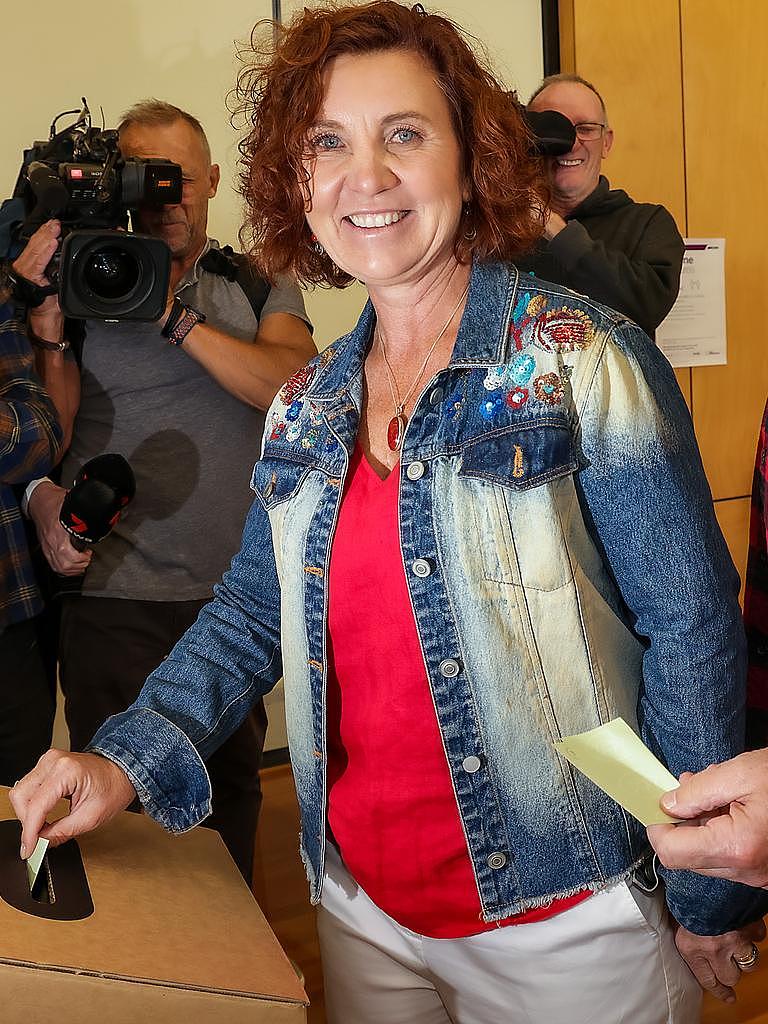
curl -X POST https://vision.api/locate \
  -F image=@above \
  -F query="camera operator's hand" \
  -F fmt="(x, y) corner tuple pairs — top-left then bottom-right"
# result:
(28, 480), (91, 576)
(543, 209), (567, 241)
(12, 219), (63, 326)
(12, 219), (60, 288)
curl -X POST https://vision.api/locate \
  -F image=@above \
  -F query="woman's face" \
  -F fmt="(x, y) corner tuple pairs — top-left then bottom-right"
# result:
(303, 48), (468, 291)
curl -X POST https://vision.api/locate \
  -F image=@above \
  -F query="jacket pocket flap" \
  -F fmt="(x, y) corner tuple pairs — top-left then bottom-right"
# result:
(460, 421), (577, 490)
(251, 454), (312, 508)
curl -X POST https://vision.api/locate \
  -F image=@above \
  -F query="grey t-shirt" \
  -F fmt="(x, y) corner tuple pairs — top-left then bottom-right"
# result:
(61, 240), (309, 601)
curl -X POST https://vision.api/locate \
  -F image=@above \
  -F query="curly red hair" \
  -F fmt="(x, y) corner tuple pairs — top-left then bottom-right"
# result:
(234, 1), (546, 287)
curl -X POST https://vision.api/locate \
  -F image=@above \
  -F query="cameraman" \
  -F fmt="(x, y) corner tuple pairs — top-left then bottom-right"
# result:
(518, 74), (684, 338)
(23, 100), (315, 881)
(0, 226), (63, 785)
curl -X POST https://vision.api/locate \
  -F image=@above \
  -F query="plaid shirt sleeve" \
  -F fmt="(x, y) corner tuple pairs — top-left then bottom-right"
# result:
(0, 308), (62, 484)
(744, 396), (768, 743)
(0, 305), (63, 628)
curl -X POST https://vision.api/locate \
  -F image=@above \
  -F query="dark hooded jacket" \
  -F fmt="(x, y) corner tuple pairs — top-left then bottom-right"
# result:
(516, 175), (684, 338)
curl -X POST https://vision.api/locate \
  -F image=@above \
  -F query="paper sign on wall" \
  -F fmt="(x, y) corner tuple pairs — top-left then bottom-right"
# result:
(656, 239), (727, 368)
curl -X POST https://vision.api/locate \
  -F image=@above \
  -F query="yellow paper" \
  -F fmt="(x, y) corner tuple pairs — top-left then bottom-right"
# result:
(26, 837), (49, 892)
(554, 718), (680, 826)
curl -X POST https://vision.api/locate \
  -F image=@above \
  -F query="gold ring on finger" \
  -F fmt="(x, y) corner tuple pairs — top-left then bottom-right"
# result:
(733, 944), (760, 970)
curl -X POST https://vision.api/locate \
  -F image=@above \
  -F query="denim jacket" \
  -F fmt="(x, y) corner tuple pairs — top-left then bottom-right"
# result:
(91, 259), (768, 935)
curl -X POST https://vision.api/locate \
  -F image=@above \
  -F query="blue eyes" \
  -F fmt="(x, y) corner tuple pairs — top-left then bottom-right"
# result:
(391, 127), (418, 144)
(309, 126), (422, 151)
(313, 133), (342, 150)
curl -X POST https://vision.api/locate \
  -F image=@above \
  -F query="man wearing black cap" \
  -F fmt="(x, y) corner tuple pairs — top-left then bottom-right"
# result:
(520, 73), (684, 338)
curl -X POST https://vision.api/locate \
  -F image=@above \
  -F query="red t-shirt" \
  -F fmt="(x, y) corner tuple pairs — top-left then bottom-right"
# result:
(326, 443), (588, 938)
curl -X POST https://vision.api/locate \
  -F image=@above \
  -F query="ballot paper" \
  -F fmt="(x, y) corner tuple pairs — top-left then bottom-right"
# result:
(554, 718), (680, 826)
(26, 837), (49, 893)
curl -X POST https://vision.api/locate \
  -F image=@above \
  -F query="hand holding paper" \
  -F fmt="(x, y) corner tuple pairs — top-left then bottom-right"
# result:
(554, 718), (680, 826)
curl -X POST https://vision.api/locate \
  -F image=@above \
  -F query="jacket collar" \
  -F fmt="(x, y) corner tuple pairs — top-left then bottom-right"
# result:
(309, 260), (520, 404)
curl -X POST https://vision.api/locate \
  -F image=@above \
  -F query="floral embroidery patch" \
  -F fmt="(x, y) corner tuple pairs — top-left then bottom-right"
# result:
(510, 291), (550, 351)
(300, 428), (320, 449)
(506, 386), (529, 408)
(483, 365), (508, 391)
(444, 385), (466, 421)
(533, 373), (564, 405)
(533, 306), (594, 353)
(512, 291), (532, 324)
(279, 364), (316, 405)
(526, 295), (547, 318)
(270, 420), (287, 440)
(479, 395), (507, 421)
(285, 400), (303, 422)
(509, 352), (536, 387)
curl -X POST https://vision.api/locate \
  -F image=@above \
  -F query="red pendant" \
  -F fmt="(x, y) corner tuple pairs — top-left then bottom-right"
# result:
(387, 414), (406, 452)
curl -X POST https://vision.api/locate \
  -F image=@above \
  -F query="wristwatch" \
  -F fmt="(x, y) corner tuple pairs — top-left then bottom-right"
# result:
(161, 298), (207, 346)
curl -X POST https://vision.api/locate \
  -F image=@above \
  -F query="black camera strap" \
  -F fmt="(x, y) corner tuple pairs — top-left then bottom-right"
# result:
(199, 244), (271, 324)
(5, 265), (58, 309)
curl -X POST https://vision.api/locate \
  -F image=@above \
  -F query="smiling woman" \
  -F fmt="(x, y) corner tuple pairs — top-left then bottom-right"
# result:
(234, 3), (545, 290)
(9, 4), (768, 1024)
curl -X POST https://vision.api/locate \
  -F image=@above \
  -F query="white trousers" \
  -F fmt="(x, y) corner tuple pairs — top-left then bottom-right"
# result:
(318, 845), (702, 1024)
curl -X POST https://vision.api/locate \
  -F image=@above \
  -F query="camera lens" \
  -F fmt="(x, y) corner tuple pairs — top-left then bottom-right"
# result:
(82, 245), (141, 301)
(60, 229), (170, 320)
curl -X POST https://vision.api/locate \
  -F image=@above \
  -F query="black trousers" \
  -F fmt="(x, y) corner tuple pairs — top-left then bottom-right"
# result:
(58, 595), (267, 882)
(0, 617), (55, 786)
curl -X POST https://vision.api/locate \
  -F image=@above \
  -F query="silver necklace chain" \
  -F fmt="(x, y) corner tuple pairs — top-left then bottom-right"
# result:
(376, 280), (470, 420)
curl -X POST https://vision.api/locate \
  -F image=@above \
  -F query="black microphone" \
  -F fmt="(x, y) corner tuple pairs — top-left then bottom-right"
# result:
(59, 454), (136, 551)
(523, 109), (577, 157)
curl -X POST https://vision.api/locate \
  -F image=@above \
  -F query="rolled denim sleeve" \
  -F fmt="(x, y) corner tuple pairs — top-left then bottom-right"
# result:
(89, 491), (283, 833)
(575, 321), (768, 934)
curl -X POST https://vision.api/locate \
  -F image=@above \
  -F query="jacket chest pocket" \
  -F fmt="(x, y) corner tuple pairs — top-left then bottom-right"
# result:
(251, 452), (324, 574)
(458, 420), (579, 591)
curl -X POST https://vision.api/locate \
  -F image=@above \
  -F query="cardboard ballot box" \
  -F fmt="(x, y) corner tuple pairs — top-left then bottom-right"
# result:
(0, 788), (308, 1022)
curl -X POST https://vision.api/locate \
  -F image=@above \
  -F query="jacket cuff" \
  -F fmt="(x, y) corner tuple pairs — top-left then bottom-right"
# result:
(662, 867), (768, 935)
(88, 707), (212, 833)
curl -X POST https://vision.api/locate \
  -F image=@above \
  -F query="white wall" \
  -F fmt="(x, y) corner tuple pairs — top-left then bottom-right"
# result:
(16, 1), (543, 752)
(6, 1), (542, 351)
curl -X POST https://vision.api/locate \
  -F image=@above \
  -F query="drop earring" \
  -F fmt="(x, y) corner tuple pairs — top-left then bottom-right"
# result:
(462, 204), (477, 241)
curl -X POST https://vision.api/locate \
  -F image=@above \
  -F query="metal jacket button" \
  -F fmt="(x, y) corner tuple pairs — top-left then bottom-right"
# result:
(487, 852), (507, 870)
(438, 658), (461, 678)
(263, 474), (276, 499)
(429, 387), (444, 406)
(406, 461), (426, 481)
(462, 755), (482, 774)
(412, 558), (432, 578)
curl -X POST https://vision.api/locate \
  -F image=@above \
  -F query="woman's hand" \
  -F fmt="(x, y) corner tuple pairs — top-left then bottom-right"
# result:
(10, 749), (137, 859)
(674, 920), (766, 1003)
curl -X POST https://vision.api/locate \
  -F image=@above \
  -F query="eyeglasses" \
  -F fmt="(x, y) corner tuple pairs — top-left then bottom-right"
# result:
(573, 122), (606, 142)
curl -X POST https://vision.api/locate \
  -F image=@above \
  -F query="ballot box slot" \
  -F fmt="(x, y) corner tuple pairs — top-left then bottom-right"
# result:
(0, 820), (93, 920)
(30, 856), (55, 905)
